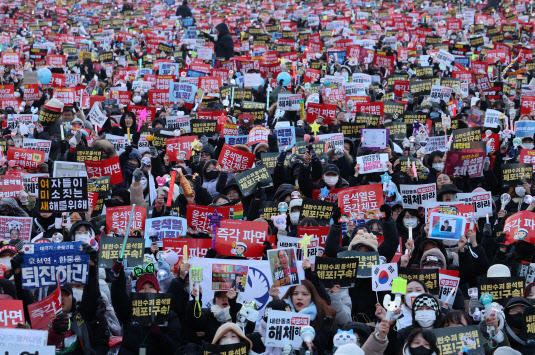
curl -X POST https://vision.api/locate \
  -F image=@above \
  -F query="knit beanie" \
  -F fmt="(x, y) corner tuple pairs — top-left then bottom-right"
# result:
(135, 273), (161, 292)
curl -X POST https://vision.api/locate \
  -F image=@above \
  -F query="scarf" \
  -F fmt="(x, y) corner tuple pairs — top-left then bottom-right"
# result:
(284, 299), (317, 321)
(210, 304), (232, 323)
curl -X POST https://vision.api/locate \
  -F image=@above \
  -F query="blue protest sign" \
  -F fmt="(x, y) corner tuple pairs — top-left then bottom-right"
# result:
(515, 121), (535, 137)
(144, 216), (187, 247)
(21, 242), (89, 289)
(274, 126), (296, 151)
(224, 135), (249, 146)
(169, 82), (197, 103)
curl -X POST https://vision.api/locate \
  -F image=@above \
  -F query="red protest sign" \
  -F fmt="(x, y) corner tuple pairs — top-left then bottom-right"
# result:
(0, 174), (23, 198)
(186, 204), (231, 234)
(504, 211), (535, 245)
(0, 299), (25, 328)
(7, 147), (45, 170)
(0, 84), (14, 99)
(128, 105), (156, 125)
(199, 76), (222, 93)
(85, 156), (123, 185)
(217, 143), (255, 173)
(23, 84), (40, 101)
(46, 54), (66, 67)
(297, 226), (331, 249)
(53, 87), (76, 106)
(1, 52), (20, 65)
(337, 184), (384, 220)
(519, 149), (535, 169)
(443, 151), (485, 178)
(27, 281), (62, 329)
(306, 103), (337, 124)
(247, 126), (269, 146)
(162, 238), (212, 263)
(166, 136), (198, 161)
(303, 69), (321, 83)
(356, 101), (384, 118)
(521, 96), (535, 115)
(106, 205), (147, 235)
(215, 219), (268, 258)
(312, 188), (343, 203)
(394, 81), (410, 98)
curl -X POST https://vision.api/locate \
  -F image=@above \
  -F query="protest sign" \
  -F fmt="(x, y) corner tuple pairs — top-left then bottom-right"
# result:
(106, 205), (147, 235)
(22, 138), (51, 161)
(215, 220), (267, 258)
(76, 149), (102, 163)
(361, 128), (388, 150)
(336, 251), (380, 278)
(273, 125), (296, 151)
(306, 103), (337, 124)
(371, 263), (398, 292)
(235, 165), (273, 196)
(0, 216), (32, 243)
(315, 257), (358, 288)
(524, 307), (535, 340)
(297, 226), (330, 250)
(27, 281), (61, 330)
(98, 236), (144, 268)
(277, 236), (320, 262)
(484, 108), (504, 128)
(515, 120), (535, 137)
(0, 174), (23, 199)
(504, 211), (535, 244)
(166, 136), (197, 161)
(478, 277), (524, 303)
(163, 238), (212, 264)
(277, 93), (301, 111)
(355, 153), (389, 174)
(432, 326), (484, 355)
(265, 310), (310, 348)
(443, 151), (485, 178)
(268, 248), (300, 287)
(87, 102), (108, 129)
(144, 216), (187, 247)
(451, 128), (481, 150)
(300, 198), (335, 223)
(7, 147), (45, 170)
(104, 134), (126, 155)
(85, 156), (124, 185)
(0, 300), (24, 328)
(0, 328), (48, 348)
(203, 343), (248, 355)
(400, 183), (437, 209)
(131, 293), (171, 325)
(21, 242), (89, 289)
(439, 269), (460, 306)
(337, 184), (383, 220)
(186, 204), (232, 234)
(212, 264), (248, 292)
(248, 126), (270, 146)
(311, 187), (342, 204)
(169, 82), (197, 103)
(38, 177), (88, 212)
(53, 161), (88, 178)
(456, 190), (493, 218)
(428, 212), (467, 241)
(398, 267), (440, 295)
(425, 136), (447, 153)
(502, 163), (532, 183)
(217, 143), (256, 173)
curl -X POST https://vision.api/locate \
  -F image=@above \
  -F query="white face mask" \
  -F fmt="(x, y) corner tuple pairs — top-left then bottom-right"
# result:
(140, 177), (148, 190)
(414, 309), (436, 328)
(521, 143), (534, 150)
(72, 287), (83, 301)
(432, 162), (444, 172)
(290, 212), (300, 225)
(74, 233), (90, 244)
(133, 95), (142, 103)
(515, 186), (526, 197)
(403, 217), (418, 229)
(404, 292), (421, 308)
(324, 175), (339, 187)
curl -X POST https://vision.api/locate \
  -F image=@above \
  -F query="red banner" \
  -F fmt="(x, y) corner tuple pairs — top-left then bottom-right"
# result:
(521, 96), (535, 115)
(106, 205), (147, 235)
(355, 101), (384, 118)
(166, 136), (198, 161)
(519, 149), (535, 167)
(85, 156), (123, 185)
(27, 281), (62, 329)
(215, 219), (268, 258)
(443, 151), (485, 178)
(23, 84), (40, 101)
(186, 204), (232, 234)
(337, 184), (384, 219)
(217, 143), (255, 173)
(0, 174), (23, 198)
(306, 103), (337, 124)
(312, 188), (343, 203)
(162, 238), (212, 263)
(7, 147), (45, 170)
(504, 211), (535, 245)
(297, 226), (331, 249)
(0, 299), (24, 328)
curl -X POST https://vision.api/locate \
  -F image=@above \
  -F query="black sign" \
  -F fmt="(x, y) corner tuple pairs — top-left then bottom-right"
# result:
(131, 293), (171, 325)
(38, 177), (88, 212)
(398, 267), (439, 295)
(191, 119), (217, 136)
(432, 326), (484, 355)
(235, 165), (273, 197)
(315, 257), (358, 287)
(202, 342), (248, 355)
(300, 198), (334, 223)
(98, 236), (144, 268)
(336, 251), (380, 278)
(478, 277), (524, 304)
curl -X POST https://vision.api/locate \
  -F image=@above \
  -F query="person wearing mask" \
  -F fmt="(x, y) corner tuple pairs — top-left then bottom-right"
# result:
(401, 328), (440, 355)
(212, 23), (234, 60)
(503, 297), (535, 353)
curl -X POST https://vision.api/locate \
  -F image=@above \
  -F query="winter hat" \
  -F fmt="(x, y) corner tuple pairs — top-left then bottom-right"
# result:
(39, 98), (64, 125)
(437, 184), (461, 200)
(211, 322), (253, 349)
(412, 294), (440, 313)
(420, 248), (447, 268)
(135, 273), (161, 292)
(487, 264), (511, 278)
(349, 230), (378, 251)
(253, 142), (269, 155)
(61, 283), (73, 295)
(334, 343), (365, 355)
(324, 164), (340, 175)
(0, 245), (18, 257)
(128, 148), (142, 161)
(493, 347), (522, 355)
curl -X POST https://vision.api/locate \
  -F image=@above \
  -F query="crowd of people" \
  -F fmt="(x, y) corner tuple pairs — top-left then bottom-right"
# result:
(1, 0), (535, 354)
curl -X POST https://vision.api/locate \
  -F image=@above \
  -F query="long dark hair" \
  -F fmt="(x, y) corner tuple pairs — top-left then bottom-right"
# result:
(282, 280), (335, 329)
(404, 328), (440, 354)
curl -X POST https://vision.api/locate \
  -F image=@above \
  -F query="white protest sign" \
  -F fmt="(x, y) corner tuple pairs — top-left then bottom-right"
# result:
(361, 128), (388, 150)
(277, 93), (301, 111)
(344, 82), (367, 96)
(433, 49), (455, 68)
(87, 102), (108, 128)
(22, 173), (49, 197)
(372, 263), (398, 292)
(317, 133), (344, 152)
(356, 153), (389, 174)
(456, 191), (493, 218)
(22, 138), (51, 161)
(53, 161), (88, 178)
(425, 136), (447, 153)
(351, 73), (372, 87)
(0, 328), (48, 347)
(484, 109), (504, 129)
(3, 346), (55, 355)
(400, 183), (437, 209)
(243, 73), (264, 89)
(429, 85), (452, 103)
(265, 310), (310, 348)
(105, 134), (126, 155)
(277, 235), (318, 263)
(439, 270), (460, 306)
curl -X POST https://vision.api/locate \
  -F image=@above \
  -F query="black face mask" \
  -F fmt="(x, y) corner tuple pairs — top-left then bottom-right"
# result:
(506, 313), (525, 329)
(410, 346), (433, 355)
(205, 170), (218, 180)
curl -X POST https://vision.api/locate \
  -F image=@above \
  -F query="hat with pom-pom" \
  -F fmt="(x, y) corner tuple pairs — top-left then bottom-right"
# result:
(348, 230), (378, 251)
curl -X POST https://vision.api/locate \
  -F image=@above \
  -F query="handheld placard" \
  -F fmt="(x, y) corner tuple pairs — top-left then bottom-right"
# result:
(190, 266), (203, 318)
(119, 204), (136, 261)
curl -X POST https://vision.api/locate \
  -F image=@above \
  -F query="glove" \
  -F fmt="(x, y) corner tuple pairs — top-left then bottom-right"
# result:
(111, 260), (124, 276)
(82, 243), (98, 264)
(149, 322), (161, 336)
(380, 204), (392, 220)
(52, 313), (70, 334)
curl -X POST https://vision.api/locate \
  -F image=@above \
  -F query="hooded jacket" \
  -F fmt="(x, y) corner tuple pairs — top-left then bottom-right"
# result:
(214, 23), (234, 60)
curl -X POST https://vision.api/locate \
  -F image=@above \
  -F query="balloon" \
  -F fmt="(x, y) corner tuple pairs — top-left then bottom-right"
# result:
(276, 72), (291, 86)
(37, 68), (52, 85)
(163, 250), (179, 265)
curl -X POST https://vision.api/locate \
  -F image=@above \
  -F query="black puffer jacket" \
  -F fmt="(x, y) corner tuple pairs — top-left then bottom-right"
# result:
(214, 23), (234, 60)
